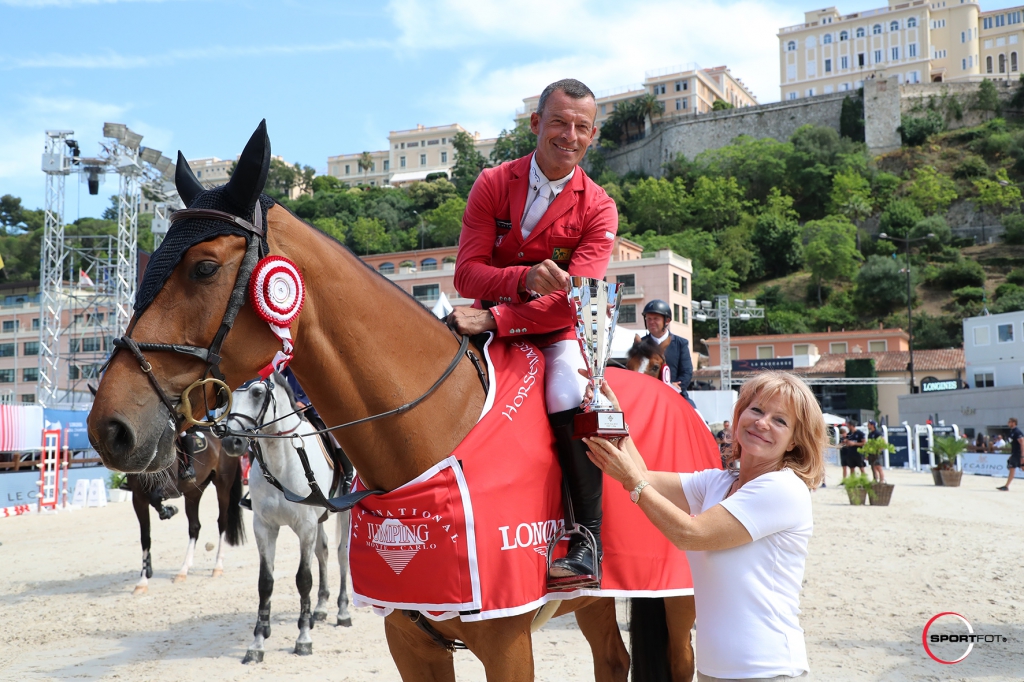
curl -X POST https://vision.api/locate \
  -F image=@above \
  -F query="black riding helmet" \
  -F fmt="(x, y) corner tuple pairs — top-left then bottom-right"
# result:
(642, 299), (671, 332)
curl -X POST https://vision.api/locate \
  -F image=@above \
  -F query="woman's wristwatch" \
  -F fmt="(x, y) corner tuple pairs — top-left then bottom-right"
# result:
(630, 480), (650, 504)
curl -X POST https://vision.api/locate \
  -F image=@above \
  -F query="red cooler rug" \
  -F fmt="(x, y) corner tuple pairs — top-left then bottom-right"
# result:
(350, 336), (721, 622)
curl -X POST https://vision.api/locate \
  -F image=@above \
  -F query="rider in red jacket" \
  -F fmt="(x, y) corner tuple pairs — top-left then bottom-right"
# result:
(450, 79), (617, 589)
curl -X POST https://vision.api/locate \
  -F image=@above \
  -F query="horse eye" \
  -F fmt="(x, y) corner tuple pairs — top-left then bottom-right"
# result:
(193, 261), (219, 279)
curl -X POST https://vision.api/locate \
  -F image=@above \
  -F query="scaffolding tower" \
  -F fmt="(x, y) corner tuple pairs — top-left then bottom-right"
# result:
(38, 125), (177, 407)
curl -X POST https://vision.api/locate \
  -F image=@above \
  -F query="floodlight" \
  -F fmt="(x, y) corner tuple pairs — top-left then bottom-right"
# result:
(154, 156), (171, 174)
(85, 167), (102, 195)
(746, 299), (756, 308)
(879, 232), (889, 239)
(694, 312), (707, 322)
(926, 232), (936, 239)
(103, 122), (127, 141)
(140, 147), (162, 165)
(734, 299), (745, 308)
(739, 312), (751, 321)
(701, 300), (712, 309)
(124, 130), (143, 150)
(163, 163), (176, 180)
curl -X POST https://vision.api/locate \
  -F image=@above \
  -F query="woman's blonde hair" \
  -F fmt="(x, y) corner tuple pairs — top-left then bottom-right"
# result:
(730, 371), (827, 488)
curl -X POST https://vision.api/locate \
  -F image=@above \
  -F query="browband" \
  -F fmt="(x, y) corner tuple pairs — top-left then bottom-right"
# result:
(169, 206), (265, 237)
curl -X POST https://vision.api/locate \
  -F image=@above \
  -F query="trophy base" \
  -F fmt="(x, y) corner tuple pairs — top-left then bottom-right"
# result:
(573, 410), (629, 440)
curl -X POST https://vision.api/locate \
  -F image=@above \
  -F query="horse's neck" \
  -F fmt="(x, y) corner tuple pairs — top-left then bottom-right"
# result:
(268, 207), (484, 492)
(263, 404), (330, 492)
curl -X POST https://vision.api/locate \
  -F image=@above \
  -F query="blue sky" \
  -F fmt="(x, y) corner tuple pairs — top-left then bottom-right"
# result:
(3, 0), (1024, 219)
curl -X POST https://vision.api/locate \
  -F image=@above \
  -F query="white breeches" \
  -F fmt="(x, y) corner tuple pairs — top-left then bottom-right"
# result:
(542, 340), (589, 414)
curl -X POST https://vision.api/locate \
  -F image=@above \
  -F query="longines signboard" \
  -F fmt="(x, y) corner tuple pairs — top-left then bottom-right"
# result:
(732, 358), (795, 372)
(921, 379), (960, 393)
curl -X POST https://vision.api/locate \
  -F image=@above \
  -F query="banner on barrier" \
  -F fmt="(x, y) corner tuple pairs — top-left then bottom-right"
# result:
(961, 452), (1023, 477)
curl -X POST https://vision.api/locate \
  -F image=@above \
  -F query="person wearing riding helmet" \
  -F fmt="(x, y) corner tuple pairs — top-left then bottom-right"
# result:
(448, 78), (616, 589)
(642, 299), (694, 407)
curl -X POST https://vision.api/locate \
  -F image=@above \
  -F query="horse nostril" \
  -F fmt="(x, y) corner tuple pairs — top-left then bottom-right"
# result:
(104, 417), (137, 460)
(223, 436), (245, 456)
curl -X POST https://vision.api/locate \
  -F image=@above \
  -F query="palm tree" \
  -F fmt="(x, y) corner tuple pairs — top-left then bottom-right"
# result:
(358, 151), (374, 182)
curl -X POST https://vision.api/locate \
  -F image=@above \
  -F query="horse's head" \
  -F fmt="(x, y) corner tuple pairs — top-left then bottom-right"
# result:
(625, 334), (666, 379)
(221, 372), (301, 456)
(88, 121), (282, 472)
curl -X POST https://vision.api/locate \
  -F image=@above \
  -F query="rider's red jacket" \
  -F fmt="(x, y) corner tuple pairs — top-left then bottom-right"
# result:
(454, 153), (618, 346)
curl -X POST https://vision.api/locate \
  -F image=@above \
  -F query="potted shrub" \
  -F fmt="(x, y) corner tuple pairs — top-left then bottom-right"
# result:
(858, 439), (896, 506)
(442, 255), (457, 270)
(931, 435), (967, 487)
(842, 473), (875, 505)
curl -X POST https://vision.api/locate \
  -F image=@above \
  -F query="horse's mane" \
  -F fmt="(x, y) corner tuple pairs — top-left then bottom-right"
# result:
(271, 370), (301, 414)
(276, 202), (451, 330)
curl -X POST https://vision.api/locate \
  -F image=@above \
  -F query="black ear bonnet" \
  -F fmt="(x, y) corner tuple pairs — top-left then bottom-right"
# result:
(135, 120), (275, 313)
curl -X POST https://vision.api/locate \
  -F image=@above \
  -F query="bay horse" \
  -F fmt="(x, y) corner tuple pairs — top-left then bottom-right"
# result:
(625, 334), (666, 379)
(222, 375), (352, 662)
(128, 432), (245, 595)
(87, 121), (694, 681)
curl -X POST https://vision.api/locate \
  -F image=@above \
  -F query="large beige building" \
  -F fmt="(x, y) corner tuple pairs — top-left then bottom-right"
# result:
(516, 63), (758, 131)
(780, 0), (1024, 100)
(327, 124), (497, 188)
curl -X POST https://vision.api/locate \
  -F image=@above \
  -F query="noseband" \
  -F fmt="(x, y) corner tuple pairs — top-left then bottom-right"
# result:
(111, 206), (266, 431)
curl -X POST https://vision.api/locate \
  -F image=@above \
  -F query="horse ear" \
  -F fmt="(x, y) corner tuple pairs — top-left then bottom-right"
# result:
(224, 119), (271, 214)
(634, 334), (642, 344)
(174, 152), (205, 207)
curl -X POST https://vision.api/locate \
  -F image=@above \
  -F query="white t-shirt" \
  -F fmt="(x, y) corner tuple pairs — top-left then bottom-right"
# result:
(680, 468), (812, 679)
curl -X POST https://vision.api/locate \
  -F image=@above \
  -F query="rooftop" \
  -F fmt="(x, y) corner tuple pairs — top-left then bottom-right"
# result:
(694, 348), (965, 378)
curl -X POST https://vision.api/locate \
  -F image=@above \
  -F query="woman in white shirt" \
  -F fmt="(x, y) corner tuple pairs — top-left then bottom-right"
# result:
(584, 371), (826, 682)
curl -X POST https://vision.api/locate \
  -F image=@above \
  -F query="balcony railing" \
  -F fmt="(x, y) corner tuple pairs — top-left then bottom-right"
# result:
(619, 285), (644, 298)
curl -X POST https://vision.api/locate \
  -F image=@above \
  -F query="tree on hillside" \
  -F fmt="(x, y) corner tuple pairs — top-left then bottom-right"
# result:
(312, 216), (347, 244)
(908, 166), (958, 215)
(855, 254), (912, 315)
(879, 199), (925, 239)
(688, 175), (747, 232)
(424, 196), (467, 246)
(752, 212), (802, 279)
(712, 99), (734, 111)
(694, 136), (792, 204)
(0, 195), (43, 235)
(311, 175), (342, 194)
(974, 168), (1022, 214)
(490, 119), (537, 165)
(348, 216), (391, 254)
(828, 169), (873, 222)
(627, 177), (689, 234)
(451, 131), (489, 198)
(406, 177), (460, 212)
(802, 215), (862, 304)
(839, 95), (865, 141)
(974, 78), (1002, 116)
(358, 152), (374, 180)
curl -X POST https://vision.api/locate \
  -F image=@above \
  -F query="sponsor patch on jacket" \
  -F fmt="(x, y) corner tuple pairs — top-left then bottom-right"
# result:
(551, 247), (572, 262)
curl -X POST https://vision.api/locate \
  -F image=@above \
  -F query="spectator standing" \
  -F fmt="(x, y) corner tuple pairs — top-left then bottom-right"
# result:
(865, 420), (885, 484)
(841, 421), (867, 479)
(997, 418), (1024, 491)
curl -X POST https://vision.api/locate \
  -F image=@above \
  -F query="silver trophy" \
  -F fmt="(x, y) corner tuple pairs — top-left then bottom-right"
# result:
(569, 277), (629, 439)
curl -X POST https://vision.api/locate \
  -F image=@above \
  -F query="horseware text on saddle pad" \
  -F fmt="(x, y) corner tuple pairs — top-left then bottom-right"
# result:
(349, 337), (722, 622)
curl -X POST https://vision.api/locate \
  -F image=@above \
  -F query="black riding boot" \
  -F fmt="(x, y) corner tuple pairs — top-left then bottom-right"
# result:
(178, 433), (196, 483)
(547, 408), (603, 588)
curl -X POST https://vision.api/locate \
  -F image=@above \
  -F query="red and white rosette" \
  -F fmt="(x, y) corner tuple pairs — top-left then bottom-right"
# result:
(250, 256), (305, 378)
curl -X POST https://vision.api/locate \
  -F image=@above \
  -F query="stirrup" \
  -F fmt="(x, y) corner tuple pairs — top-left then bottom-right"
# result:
(544, 523), (601, 592)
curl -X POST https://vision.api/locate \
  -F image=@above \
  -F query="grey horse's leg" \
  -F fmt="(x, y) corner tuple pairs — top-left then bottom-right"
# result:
(313, 521), (331, 622)
(294, 523), (316, 655)
(336, 509), (352, 627)
(243, 517), (279, 664)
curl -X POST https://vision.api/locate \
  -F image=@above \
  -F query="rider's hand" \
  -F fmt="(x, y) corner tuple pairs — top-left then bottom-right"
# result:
(520, 260), (570, 297)
(448, 307), (497, 335)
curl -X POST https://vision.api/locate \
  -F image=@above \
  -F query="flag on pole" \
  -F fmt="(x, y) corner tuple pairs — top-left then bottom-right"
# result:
(79, 269), (95, 287)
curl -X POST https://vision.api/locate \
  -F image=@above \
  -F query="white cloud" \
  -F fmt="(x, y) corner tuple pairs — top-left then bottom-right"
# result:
(0, 40), (386, 70)
(388, 0), (806, 136)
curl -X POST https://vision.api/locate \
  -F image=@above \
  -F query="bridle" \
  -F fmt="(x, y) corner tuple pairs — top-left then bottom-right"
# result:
(111, 206), (266, 432)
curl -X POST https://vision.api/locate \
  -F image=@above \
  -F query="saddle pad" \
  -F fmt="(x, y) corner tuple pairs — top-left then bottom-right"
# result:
(350, 337), (721, 622)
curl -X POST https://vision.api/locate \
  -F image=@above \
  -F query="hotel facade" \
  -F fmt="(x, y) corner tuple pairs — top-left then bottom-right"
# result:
(779, 0), (1024, 100)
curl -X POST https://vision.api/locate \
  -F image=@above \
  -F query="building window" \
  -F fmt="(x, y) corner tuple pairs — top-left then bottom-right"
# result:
(890, 20), (899, 32)
(675, 98), (683, 110)
(32, 318), (39, 330)
(807, 88), (816, 97)
(974, 372), (995, 388)
(22, 367), (38, 382)
(680, 277), (687, 294)
(825, 58), (832, 73)
(841, 55), (849, 69)
(907, 17), (917, 28)
(400, 156), (406, 168)
(757, 346), (774, 359)
(787, 41), (796, 51)
(908, 43), (917, 58)
(840, 30), (849, 41)
(830, 342), (848, 354)
(974, 326), (991, 345)
(675, 80), (685, 91)
(788, 92), (798, 100)
(892, 46), (900, 61)
(867, 340), (887, 352)
(412, 284), (440, 302)
(408, 141), (419, 147)
(997, 14), (1006, 28)
(378, 262), (395, 274)
(823, 34), (833, 44)
(420, 154), (427, 166)
(619, 304), (636, 324)
(652, 84), (666, 95)
(441, 151), (447, 163)
(856, 27), (865, 38)
(1013, 52), (1019, 71)
(344, 164), (350, 175)
(874, 49), (883, 64)
(21, 394), (34, 403)
(420, 258), (438, 272)
(673, 304), (680, 323)
(1000, 53), (1007, 73)
(673, 273), (679, 292)
(681, 97), (688, 109)
(858, 53), (866, 67)
(873, 24), (882, 35)
(0, 369), (13, 383)
(82, 337), (104, 352)
(2, 320), (18, 332)
(998, 323), (1015, 343)
(984, 17), (993, 30)
(681, 307), (688, 324)
(793, 343), (810, 356)
(383, 160), (390, 171)
(787, 64), (797, 80)
(24, 341), (38, 355)
(600, 104), (606, 114)
(729, 347), (739, 361)
(987, 56), (994, 73)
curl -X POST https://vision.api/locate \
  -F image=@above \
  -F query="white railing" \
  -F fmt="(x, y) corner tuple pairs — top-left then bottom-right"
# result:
(645, 63), (702, 80)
